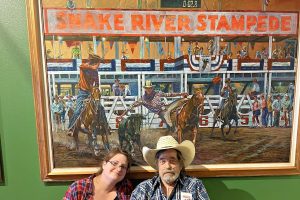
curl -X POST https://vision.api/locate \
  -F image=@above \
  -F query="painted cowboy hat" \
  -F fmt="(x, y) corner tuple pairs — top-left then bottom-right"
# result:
(142, 136), (195, 169)
(143, 80), (154, 88)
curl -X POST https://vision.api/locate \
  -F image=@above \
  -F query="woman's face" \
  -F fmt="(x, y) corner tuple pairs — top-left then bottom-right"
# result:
(102, 153), (128, 183)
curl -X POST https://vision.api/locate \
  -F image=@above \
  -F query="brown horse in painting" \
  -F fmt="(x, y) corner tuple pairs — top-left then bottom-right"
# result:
(211, 89), (239, 140)
(69, 87), (110, 156)
(170, 90), (205, 144)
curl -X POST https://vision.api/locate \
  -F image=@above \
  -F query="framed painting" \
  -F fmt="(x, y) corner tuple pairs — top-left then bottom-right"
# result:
(26, 0), (300, 181)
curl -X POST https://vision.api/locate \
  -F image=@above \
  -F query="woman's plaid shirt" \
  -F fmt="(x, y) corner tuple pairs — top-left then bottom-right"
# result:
(63, 174), (133, 200)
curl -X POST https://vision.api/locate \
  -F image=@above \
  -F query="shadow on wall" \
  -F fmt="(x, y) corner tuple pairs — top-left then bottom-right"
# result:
(0, 98), (5, 185)
(204, 179), (256, 200)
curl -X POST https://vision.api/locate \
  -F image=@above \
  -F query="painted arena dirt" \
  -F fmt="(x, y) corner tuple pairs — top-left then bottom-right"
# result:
(53, 126), (291, 168)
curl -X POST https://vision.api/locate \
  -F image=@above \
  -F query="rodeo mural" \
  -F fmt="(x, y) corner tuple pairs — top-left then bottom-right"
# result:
(44, 8), (298, 168)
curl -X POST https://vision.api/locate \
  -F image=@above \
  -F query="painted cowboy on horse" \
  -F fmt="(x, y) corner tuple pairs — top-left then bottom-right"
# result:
(122, 80), (188, 129)
(211, 80), (239, 140)
(169, 89), (205, 144)
(68, 53), (102, 136)
(218, 78), (232, 115)
(67, 54), (111, 154)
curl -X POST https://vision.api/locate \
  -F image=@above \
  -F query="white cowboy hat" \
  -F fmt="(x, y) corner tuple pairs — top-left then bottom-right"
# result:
(142, 136), (195, 170)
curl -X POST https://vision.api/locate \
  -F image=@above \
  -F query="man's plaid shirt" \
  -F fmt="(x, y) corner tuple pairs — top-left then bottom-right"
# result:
(130, 174), (210, 200)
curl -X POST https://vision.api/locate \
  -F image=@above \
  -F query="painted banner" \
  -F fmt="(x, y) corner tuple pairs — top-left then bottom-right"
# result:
(44, 9), (298, 36)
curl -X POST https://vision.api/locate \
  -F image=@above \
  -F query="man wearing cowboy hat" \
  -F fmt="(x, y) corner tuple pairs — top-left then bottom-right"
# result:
(131, 136), (210, 200)
(68, 54), (102, 136)
(124, 80), (188, 128)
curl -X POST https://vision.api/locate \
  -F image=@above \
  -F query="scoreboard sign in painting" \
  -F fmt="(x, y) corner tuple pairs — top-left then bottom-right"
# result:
(161, 0), (201, 8)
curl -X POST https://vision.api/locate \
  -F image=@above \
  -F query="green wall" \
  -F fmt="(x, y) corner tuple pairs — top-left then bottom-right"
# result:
(1, 1), (300, 199)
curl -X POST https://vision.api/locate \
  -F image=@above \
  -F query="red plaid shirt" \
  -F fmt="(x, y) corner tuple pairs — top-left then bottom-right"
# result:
(63, 174), (133, 200)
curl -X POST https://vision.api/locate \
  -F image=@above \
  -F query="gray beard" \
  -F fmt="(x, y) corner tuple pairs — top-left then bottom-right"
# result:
(163, 173), (179, 185)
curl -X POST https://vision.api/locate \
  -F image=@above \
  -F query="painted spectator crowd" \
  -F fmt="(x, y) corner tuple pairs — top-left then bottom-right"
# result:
(50, 94), (76, 132)
(246, 78), (294, 128)
(250, 88), (294, 128)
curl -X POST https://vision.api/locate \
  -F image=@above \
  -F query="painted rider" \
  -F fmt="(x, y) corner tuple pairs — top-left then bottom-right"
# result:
(124, 80), (188, 129)
(217, 78), (233, 119)
(219, 78), (232, 109)
(67, 54), (102, 136)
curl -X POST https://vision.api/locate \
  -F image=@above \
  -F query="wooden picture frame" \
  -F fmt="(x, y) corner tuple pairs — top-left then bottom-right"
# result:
(26, 0), (300, 181)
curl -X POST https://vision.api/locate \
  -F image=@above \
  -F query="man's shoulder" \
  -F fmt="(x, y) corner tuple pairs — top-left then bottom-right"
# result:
(135, 176), (158, 188)
(182, 175), (200, 181)
(181, 175), (204, 187)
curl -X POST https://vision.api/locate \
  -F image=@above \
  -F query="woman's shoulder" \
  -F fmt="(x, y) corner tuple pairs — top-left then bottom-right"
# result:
(63, 175), (95, 200)
(70, 175), (95, 188)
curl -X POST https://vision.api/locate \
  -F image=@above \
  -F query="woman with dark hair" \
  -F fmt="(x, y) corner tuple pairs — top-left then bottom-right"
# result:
(63, 148), (133, 200)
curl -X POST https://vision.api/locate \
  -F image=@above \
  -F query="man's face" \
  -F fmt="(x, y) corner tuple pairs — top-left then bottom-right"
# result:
(145, 87), (153, 95)
(157, 149), (182, 186)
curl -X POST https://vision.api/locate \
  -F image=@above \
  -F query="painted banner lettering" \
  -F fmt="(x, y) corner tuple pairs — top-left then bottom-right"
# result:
(44, 9), (298, 35)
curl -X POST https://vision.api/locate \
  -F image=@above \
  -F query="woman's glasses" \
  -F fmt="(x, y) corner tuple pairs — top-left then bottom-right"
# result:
(107, 160), (128, 170)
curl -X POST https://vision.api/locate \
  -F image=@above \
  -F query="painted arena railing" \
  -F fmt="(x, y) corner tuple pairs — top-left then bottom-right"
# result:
(267, 58), (295, 70)
(120, 59), (155, 71)
(46, 57), (296, 72)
